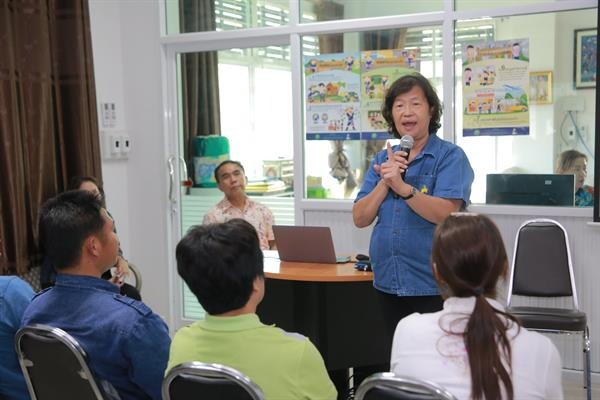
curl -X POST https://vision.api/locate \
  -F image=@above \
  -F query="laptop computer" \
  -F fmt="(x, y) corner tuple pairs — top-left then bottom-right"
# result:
(272, 225), (350, 264)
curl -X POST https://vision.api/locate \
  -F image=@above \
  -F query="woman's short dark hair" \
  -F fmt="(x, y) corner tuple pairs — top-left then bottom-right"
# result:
(381, 73), (442, 138)
(39, 190), (105, 270)
(432, 213), (520, 400)
(176, 219), (264, 315)
(68, 176), (106, 205)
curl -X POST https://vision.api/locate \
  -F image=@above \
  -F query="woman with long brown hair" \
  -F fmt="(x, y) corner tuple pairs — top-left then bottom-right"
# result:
(390, 213), (563, 399)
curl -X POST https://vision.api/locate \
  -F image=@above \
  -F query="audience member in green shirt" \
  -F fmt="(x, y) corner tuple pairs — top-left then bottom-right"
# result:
(168, 219), (337, 400)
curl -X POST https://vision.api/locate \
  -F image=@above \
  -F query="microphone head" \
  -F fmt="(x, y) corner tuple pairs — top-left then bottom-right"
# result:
(399, 135), (414, 151)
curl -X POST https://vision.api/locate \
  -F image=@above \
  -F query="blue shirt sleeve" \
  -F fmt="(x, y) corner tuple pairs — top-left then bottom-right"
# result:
(123, 313), (171, 400)
(355, 150), (386, 203)
(431, 145), (474, 204)
(7, 278), (35, 327)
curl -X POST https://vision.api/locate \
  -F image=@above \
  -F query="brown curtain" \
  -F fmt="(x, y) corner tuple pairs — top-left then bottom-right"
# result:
(361, 28), (408, 178)
(179, 0), (221, 180)
(0, 0), (101, 275)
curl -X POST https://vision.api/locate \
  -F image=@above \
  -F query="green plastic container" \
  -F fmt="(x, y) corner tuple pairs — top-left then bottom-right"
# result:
(193, 136), (230, 187)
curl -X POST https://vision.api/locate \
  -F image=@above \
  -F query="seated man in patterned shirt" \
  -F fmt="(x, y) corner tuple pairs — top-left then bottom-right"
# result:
(203, 160), (276, 249)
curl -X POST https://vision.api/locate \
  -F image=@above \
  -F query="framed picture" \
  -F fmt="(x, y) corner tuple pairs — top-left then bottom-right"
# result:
(529, 71), (552, 104)
(574, 28), (597, 89)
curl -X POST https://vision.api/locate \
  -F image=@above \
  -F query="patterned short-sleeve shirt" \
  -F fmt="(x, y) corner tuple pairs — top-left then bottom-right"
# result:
(203, 197), (275, 250)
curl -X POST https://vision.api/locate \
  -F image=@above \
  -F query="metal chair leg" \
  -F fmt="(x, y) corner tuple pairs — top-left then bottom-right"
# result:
(583, 326), (591, 400)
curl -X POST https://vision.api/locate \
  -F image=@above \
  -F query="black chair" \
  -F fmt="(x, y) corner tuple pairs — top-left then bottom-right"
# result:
(15, 324), (120, 400)
(506, 218), (591, 400)
(162, 362), (264, 400)
(355, 373), (457, 400)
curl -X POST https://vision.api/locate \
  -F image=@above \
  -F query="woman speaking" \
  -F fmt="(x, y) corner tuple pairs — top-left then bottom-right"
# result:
(352, 73), (474, 340)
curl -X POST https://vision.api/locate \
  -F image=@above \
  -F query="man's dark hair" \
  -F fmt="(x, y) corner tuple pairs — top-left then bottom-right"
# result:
(39, 190), (106, 270)
(381, 73), (442, 138)
(176, 219), (264, 315)
(214, 160), (245, 183)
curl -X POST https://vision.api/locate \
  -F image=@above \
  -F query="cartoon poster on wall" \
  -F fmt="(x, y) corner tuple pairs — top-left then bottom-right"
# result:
(462, 39), (530, 136)
(304, 53), (361, 140)
(360, 49), (420, 140)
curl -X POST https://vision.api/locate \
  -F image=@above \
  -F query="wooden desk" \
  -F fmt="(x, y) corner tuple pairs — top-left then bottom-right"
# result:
(257, 259), (389, 372)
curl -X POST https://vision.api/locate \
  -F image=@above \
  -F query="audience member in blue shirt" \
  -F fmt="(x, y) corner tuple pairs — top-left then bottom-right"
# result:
(353, 73), (474, 342)
(0, 276), (34, 400)
(21, 190), (170, 400)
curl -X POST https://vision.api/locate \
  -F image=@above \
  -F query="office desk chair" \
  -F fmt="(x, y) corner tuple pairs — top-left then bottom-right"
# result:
(15, 324), (120, 400)
(355, 372), (457, 400)
(162, 362), (264, 400)
(506, 218), (591, 400)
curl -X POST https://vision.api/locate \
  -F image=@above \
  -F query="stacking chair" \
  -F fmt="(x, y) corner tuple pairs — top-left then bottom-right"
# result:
(506, 218), (591, 400)
(162, 362), (264, 400)
(15, 324), (120, 400)
(355, 372), (457, 400)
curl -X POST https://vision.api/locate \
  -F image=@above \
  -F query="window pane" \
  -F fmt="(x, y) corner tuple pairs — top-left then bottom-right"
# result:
(302, 26), (443, 200)
(165, 0), (292, 35)
(456, 0), (561, 12)
(300, 0), (443, 23)
(455, 9), (596, 206)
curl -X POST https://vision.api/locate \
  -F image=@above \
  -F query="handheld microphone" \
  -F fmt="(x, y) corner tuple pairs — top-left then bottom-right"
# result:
(391, 135), (414, 199)
(399, 135), (414, 179)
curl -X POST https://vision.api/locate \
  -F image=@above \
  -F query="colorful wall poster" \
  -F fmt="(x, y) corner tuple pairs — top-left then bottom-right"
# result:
(462, 39), (530, 136)
(360, 49), (420, 140)
(304, 52), (361, 140)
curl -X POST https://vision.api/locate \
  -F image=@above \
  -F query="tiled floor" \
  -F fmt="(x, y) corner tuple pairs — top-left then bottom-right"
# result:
(563, 372), (599, 400)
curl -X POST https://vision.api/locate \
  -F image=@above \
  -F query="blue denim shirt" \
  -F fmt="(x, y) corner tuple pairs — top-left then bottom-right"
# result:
(356, 134), (474, 296)
(0, 276), (34, 400)
(21, 274), (170, 400)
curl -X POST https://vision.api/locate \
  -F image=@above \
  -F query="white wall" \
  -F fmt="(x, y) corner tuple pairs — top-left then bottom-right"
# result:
(89, 0), (171, 321)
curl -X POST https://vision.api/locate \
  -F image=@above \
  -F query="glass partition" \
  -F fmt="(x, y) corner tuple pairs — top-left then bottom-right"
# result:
(302, 26), (443, 200)
(454, 9), (597, 206)
(300, 0), (443, 23)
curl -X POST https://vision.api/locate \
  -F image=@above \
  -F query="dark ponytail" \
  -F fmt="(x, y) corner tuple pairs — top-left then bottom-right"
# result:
(432, 214), (520, 400)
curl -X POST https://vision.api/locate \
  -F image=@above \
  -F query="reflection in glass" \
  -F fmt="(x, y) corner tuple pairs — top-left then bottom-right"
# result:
(303, 27), (443, 200)
(454, 9), (596, 205)
(300, 0), (443, 23)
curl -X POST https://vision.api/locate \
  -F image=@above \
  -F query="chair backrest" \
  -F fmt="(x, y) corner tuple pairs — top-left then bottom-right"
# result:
(162, 362), (265, 400)
(507, 219), (578, 307)
(125, 262), (142, 292)
(355, 373), (457, 400)
(15, 324), (115, 400)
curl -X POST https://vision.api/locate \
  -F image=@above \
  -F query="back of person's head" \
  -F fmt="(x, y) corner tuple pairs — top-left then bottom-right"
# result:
(432, 213), (519, 400)
(68, 176), (106, 205)
(381, 72), (442, 138)
(556, 149), (586, 174)
(176, 219), (264, 315)
(39, 190), (105, 270)
(214, 160), (245, 183)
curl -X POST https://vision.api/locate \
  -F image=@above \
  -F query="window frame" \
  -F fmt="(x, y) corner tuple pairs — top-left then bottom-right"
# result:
(161, 0), (599, 228)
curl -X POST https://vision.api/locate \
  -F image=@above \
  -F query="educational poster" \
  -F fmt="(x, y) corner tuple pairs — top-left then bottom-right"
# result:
(462, 39), (530, 136)
(304, 52), (362, 140)
(360, 49), (420, 140)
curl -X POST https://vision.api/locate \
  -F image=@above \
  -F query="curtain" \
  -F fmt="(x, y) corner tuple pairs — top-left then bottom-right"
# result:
(360, 28), (408, 178)
(0, 0), (101, 275)
(179, 0), (221, 181)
